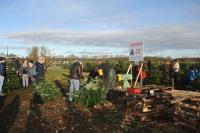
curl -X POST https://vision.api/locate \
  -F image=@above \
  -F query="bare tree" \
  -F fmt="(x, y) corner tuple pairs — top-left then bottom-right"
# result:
(40, 46), (48, 57)
(29, 47), (39, 61)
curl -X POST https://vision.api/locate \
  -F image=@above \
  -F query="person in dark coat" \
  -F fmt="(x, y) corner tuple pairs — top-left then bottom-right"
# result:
(68, 60), (83, 102)
(35, 57), (45, 83)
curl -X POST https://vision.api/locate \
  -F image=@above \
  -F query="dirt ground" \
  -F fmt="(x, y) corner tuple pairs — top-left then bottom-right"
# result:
(0, 86), (196, 133)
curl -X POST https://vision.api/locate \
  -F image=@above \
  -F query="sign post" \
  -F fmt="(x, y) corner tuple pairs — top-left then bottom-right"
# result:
(129, 41), (144, 62)
(129, 41), (144, 88)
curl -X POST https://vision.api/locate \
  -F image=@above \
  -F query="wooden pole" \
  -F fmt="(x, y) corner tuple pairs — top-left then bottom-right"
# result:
(131, 63), (133, 85)
(172, 78), (174, 90)
(126, 64), (132, 74)
(134, 63), (143, 87)
(140, 62), (143, 89)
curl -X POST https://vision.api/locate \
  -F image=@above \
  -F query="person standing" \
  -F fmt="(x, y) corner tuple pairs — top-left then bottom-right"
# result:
(28, 60), (36, 84)
(19, 59), (29, 88)
(68, 60), (83, 102)
(35, 57), (45, 83)
(173, 59), (180, 80)
(188, 67), (195, 86)
(0, 57), (6, 96)
(172, 59), (180, 89)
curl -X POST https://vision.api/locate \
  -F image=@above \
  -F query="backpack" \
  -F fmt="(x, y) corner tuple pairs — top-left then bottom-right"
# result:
(0, 63), (5, 76)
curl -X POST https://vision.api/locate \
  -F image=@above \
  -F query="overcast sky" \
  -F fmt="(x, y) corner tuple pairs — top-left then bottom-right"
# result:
(0, 0), (200, 57)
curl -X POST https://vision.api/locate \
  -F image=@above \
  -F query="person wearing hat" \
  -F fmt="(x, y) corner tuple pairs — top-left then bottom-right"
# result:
(0, 57), (6, 96)
(68, 60), (83, 102)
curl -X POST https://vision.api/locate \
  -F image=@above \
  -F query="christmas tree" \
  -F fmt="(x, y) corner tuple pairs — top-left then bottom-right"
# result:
(3, 58), (21, 93)
(130, 49), (134, 55)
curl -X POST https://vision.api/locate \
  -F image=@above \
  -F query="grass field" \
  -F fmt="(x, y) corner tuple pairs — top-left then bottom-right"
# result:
(45, 66), (69, 88)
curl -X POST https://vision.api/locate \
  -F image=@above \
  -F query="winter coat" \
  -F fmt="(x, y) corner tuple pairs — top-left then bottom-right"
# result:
(69, 62), (83, 80)
(35, 61), (45, 78)
(0, 63), (6, 76)
(188, 69), (195, 81)
(19, 64), (29, 75)
(29, 64), (36, 76)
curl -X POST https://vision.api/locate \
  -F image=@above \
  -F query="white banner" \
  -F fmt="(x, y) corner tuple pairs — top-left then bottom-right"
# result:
(129, 41), (144, 62)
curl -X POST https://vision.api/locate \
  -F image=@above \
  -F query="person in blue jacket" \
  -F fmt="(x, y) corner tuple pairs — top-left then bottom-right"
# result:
(188, 67), (195, 86)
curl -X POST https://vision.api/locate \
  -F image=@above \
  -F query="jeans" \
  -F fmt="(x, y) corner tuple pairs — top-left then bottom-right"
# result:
(69, 79), (80, 101)
(22, 74), (29, 88)
(0, 75), (4, 94)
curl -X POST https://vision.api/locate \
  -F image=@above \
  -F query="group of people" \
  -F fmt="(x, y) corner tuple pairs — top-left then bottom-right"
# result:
(1, 56), (116, 100)
(68, 60), (116, 102)
(16, 56), (45, 88)
(2, 55), (199, 100)
(162, 59), (200, 87)
(0, 56), (46, 96)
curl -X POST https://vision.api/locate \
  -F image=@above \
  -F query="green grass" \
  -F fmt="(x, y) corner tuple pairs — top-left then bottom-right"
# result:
(45, 65), (69, 87)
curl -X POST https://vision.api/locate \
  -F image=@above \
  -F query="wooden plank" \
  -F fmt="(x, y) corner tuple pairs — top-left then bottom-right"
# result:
(175, 122), (200, 130)
(177, 103), (200, 111)
(145, 85), (157, 87)
(166, 90), (200, 98)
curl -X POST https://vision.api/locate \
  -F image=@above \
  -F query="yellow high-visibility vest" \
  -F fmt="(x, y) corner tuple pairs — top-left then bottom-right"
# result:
(117, 74), (122, 81)
(98, 69), (103, 76)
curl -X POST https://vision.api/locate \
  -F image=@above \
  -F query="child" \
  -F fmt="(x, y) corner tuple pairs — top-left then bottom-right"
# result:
(19, 59), (29, 88)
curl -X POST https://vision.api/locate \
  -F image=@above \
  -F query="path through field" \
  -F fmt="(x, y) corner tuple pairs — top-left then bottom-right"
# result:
(0, 87), (126, 132)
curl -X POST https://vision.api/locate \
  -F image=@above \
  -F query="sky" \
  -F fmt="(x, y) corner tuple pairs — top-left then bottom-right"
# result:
(0, 0), (200, 58)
